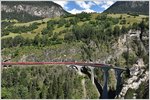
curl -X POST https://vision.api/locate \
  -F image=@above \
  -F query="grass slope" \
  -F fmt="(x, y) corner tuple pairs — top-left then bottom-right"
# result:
(2, 13), (148, 40)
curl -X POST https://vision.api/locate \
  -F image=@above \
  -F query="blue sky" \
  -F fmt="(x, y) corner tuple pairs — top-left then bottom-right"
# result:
(53, 1), (116, 14)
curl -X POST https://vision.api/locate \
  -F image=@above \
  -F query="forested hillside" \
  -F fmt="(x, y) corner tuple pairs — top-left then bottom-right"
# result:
(2, 13), (148, 63)
(104, 1), (149, 15)
(2, 65), (98, 99)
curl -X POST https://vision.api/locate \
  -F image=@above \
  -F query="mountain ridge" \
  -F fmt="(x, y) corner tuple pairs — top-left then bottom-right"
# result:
(1, 1), (68, 22)
(103, 1), (149, 15)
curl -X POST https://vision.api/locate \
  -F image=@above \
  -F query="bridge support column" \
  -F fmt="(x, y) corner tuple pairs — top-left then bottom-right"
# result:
(114, 68), (124, 97)
(89, 67), (94, 84)
(101, 67), (111, 99)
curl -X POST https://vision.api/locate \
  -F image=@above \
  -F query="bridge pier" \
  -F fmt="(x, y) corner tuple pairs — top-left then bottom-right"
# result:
(101, 67), (111, 99)
(114, 68), (124, 97)
(89, 67), (95, 84)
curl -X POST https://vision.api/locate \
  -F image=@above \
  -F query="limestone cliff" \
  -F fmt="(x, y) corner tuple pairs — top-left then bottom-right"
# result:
(1, 1), (68, 22)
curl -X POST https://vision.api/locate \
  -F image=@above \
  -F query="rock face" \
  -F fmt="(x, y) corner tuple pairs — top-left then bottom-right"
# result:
(1, 1), (68, 21)
(118, 59), (149, 99)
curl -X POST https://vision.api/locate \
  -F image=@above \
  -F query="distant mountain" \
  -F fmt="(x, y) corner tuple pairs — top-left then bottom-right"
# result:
(103, 1), (149, 15)
(1, 1), (69, 22)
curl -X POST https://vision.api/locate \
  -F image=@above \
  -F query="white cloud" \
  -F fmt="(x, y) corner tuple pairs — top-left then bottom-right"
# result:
(107, 1), (114, 5)
(68, 8), (95, 14)
(53, 1), (96, 14)
(93, 0), (115, 9)
(101, 5), (109, 9)
(83, 9), (95, 13)
(53, 1), (69, 9)
(93, 1), (102, 5)
(53, 0), (115, 14)
(68, 9), (82, 14)
(101, 1), (115, 9)
(75, 1), (95, 9)
(71, 1), (95, 14)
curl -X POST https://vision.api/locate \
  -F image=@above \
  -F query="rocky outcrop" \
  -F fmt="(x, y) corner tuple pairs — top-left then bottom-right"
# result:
(1, 1), (68, 21)
(118, 58), (149, 99)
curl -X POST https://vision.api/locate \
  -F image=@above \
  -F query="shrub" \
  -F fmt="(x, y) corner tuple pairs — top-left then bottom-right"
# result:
(113, 26), (120, 37)
(96, 13), (107, 20)
(64, 32), (76, 42)
(120, 19), (126, 24)
(127, 13), (139, 16)
(112, 18), (119, 24)
(121, 26), (128, 34)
